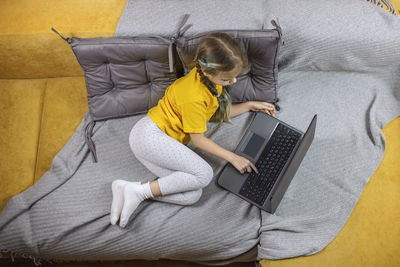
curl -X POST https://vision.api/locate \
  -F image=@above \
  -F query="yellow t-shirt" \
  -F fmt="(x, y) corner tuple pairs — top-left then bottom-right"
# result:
(148, 67), (222, 145)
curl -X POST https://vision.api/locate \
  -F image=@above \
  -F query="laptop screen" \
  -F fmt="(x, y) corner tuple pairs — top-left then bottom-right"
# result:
(242, 133), (265, 158)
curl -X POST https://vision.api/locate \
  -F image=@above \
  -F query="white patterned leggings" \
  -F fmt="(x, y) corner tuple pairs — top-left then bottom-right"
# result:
(129, 115), (214, 205)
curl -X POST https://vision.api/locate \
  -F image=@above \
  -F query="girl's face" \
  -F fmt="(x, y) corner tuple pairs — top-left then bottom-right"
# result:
(203, 66), (241, 87)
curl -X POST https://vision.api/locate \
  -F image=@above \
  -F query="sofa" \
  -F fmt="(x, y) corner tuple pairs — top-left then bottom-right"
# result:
(1, 1), (399, 266)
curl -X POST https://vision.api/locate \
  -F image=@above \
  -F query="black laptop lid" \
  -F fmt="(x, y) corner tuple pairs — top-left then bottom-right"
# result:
(268, 114), (317, 212)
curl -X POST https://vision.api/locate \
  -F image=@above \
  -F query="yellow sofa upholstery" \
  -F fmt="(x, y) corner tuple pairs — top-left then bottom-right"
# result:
(0, 0), (124, 207)
(0, 0), (399, 266)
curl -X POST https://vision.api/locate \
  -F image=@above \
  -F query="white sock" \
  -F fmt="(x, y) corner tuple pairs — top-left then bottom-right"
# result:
(119, 182), (154, 228)
(110, 180), (140, 225)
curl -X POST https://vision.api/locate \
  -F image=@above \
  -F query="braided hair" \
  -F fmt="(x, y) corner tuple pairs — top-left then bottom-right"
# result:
(194, 32), (250, 123)
(195, 62), (232, 122)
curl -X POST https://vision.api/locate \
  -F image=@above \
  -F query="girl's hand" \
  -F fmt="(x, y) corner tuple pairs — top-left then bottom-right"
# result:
(248, 101), (276, 117)
(229, 153), (259, 174)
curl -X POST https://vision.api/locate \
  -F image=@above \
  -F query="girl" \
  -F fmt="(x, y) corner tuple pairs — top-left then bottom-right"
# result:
(110, 32), (276, 228)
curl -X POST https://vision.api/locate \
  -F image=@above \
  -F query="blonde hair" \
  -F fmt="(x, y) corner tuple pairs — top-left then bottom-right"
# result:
(194, 32), (250, 123)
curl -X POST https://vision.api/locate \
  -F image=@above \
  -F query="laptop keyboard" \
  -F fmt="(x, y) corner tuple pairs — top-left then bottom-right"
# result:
(239, 123), (301, 206)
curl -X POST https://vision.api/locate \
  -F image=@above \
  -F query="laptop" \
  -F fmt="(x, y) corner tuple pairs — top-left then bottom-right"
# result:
(217, 112), (317, 213)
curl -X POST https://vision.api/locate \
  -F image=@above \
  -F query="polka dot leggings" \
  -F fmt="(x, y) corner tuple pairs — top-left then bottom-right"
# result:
(129, 115), (214, 205)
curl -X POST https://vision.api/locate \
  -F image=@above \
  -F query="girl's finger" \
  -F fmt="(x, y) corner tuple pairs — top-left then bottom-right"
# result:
(250, 162), (259, 173)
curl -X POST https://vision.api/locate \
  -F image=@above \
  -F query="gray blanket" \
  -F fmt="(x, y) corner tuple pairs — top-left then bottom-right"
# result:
(1, 0), (400, 264)
(257, 0), (400, 259)
(0, 112), (260, 265)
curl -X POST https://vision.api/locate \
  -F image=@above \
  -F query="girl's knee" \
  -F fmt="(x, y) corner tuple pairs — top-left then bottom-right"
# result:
(128, 127), (139, 154)
(182, 189), (203, 205)
(198, 164), (214, 188)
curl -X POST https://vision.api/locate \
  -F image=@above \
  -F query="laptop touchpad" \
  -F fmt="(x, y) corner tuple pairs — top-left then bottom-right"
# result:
(242, 133), (265, 158)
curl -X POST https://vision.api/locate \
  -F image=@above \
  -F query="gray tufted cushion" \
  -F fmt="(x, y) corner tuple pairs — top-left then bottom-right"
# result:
(70, 36), (178, 121)
(176, 28), (282, 104)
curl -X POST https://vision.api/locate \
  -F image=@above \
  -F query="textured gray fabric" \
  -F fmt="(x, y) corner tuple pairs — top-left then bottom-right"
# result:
(176, 29), (282, 104)
(257, 0), (400, 259)
(0, 112), (260, 264)
(115, 0), (269, 37)
(71, 37), (178, 121)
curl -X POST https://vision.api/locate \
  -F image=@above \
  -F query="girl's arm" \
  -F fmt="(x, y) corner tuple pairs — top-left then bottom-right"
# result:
(229, 102), (252, 118)
(189, 133), (258, 174)
(230, 101), (276, 118)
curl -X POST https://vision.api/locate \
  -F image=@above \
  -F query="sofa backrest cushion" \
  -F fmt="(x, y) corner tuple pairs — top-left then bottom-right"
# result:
(176, 29), (282, 104)
(70, 36), (177, 121)
(70, 23), (282, 121)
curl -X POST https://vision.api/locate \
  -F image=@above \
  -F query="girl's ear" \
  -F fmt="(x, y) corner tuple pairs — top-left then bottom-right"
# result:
(199, 64), (207, 73)
(203, 67), (218, 77)
(198, 65), (208, 75)
(202, 69), (214, 80)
